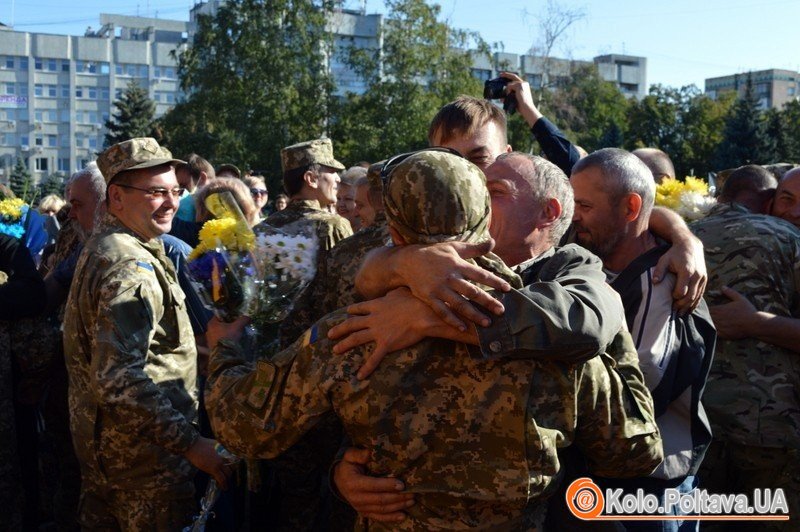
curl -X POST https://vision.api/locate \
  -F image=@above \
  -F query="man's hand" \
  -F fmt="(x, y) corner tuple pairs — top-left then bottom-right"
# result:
(499, 71), (543, 128)
(333, 448), (414, 523)
(708, 286), (757, 340)
(392, 240), (510, 331)
(184, 436), (235, 490)
(205, 315), (251, 350)
(328, 288), (477, 379)
(652, 233), (707, 314)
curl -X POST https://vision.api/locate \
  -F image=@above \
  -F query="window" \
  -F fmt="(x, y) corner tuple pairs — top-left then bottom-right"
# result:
(470, 69), (492, 82)
(100, 88), (109, 100)
(165, 93), (175, 104)
(47, 134), (57, 147)
(165, 67), (175, 79)
(101, 112), (109, 123)
(61, 61), (69, 72)
(75, 87), (83, 98)
(115, 64), (123, 75)
(154, 67), (161, 78)
(5, 84), (15, 95)
(60, 110), (70, 122)
(19, 84), (27, 95)
(4, 57), (12, 69)
(139, 65), (148, 77)
(58, 157), (70, 172)
(48, 59), (57, 72)
(34, 157), (48, 172)
(75, 60), (84, 72)
(88, 111), (98, 124)
(60, 134), (69, 147)
(75, 134), (84, 148)
(126, 64), (136, 76)
(19, 58), (28, 70)
(153, 92), (161, 103)
(48, 85), (57, 98)
(88, 87), (97, 99)
(20, 135), (28, 146)
(5, 109), (14, 120)
(100, 63), (109, 75)
(34, 135), (43, 146)
(87, 62), (97, 74)
(34, 110), (43, 122)
(34, 58), (43, 70)
(46, 110), (57, 122)
(34, 84), (43, 97)
(4, 133), (14, 145)
(76, 111), (84, 123)
(61, 85), (70, 98)
(88, 137), (98, 149)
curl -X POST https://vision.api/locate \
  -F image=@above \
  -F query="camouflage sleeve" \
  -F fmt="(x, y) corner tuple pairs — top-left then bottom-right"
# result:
(205, 319), (344, 459)
(90, 260), (198, 455)
(573, 330), (663, 478)
(476, 245), (624, 362)
(278, 251), (330, 348)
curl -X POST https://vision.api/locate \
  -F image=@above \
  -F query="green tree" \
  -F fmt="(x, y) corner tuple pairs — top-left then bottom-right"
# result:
(782, 99), (800, 162)
(331, 0), (486, 163)
(104, 80), (158, 147)
(545, 64), (630, 153)
(37, 173), (66, 197)
(9, 158), (33, 199)
(159, 0), (337, 192)
(625, 85), (685, 157)
(763, 107), (791, 162)
(714, 75), (769, 169)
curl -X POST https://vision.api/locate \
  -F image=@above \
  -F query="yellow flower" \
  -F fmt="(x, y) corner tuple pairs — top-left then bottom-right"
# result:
(0, 198), (25, 220)
(189, 217), (255, 260)
(655, 177), (709, 211)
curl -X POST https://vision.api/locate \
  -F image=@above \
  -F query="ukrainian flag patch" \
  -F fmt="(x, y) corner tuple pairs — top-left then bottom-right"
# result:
(135, 261), (154, 272)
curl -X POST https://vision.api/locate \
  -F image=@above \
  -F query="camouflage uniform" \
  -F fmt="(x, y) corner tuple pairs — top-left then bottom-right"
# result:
(255, 142), (352, 530)
(690, 202), (800, 526)
(0, 234), (47, 530)
(206, 151), (663, 530)
(62, 213), (200, 530)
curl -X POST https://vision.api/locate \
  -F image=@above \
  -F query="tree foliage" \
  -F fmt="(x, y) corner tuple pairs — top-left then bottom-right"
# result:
(159, 0), (337, 193)
(330, 0), (487, 163)
(9, 158), (33, 199)
(713, 76), (772, 170)
(37, 173), (66, 197)
(104, 81), (157, 147)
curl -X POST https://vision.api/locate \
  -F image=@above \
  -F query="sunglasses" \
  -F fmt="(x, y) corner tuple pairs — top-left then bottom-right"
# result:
(250, 188), (268, 196)
(380, 147), (464, 183)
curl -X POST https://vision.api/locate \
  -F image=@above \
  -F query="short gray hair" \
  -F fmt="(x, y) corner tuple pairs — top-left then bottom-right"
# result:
(497, 152), (574, 245)
(572, 148), (655, 220)
(67, 161), (106, 203)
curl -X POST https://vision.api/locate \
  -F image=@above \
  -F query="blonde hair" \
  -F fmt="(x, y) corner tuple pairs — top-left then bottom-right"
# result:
(195, 177), (259, 226)
(38, 194), (66, 215)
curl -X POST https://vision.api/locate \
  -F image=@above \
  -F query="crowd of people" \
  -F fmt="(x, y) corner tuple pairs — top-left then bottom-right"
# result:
(0, 71), (798, 532)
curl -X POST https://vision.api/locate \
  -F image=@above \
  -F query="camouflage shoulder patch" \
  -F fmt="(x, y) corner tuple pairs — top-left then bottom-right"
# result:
(247, 359), (276, 411)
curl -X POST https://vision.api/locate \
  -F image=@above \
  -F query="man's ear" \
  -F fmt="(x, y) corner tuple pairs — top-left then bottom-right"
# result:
(304, 170), (318, 189)
(388, 224), (406, 246)
(107, 183), (125, 211)
(537, 198), (562, 229)
(624, 193), (643, 222)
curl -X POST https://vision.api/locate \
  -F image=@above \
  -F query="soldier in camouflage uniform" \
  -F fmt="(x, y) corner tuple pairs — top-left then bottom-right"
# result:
(690, 165), (800, 528)
(251, 138), (352, 530)
(62, 138), (231, 531)
(0, 234), (47, 531)
(205, 150), (663, 530)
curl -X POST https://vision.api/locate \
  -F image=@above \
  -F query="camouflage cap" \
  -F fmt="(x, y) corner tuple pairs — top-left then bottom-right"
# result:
(383, 150), (491, 245)
(97, 137), (185, 184)
(281, 138), (345, 174)
(366, 161), (385, 191)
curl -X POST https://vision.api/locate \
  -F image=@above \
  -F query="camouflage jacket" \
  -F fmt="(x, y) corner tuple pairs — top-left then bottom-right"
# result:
(206, 312), (662, 530)
(260, 199), (353, 346)
(691, 202), (800, 448)
(63, 214), (200, 490)
(322, 213), (390, 314)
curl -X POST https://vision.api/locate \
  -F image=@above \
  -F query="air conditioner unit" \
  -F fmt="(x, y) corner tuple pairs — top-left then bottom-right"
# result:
(20, 144), (29, 151)
(5, 120), (15, 129)
(32, 146), (42, 153)
(33, 123), (42, 130)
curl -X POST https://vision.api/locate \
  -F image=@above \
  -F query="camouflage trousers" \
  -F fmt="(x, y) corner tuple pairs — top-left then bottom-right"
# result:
(78, 480), (196, 532)
(698, 439), (799, 531)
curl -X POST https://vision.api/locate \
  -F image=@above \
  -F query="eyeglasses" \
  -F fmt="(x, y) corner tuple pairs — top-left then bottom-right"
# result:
(250, 188), (268, 197)
(380, 147), (464, 183)
(114, 183), (185, 199)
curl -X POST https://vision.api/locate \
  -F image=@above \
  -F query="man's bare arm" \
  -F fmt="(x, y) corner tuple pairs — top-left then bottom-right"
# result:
(649, 206), (707, 314)
(709, 286), (800, 352)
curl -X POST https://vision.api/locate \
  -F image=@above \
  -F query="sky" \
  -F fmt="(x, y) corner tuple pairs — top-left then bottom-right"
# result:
(3, 0), (799, 90)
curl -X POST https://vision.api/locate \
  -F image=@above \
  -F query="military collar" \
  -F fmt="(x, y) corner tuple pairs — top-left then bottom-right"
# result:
(96, 213), (167, 252)
(512, 247), (556, 275)
(287, 199), (323, 212)
(706, 201), (751, 217)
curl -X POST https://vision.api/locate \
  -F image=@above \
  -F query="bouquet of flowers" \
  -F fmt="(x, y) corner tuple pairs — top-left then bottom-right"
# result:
(184, 444), (239, 532)
(251, 223), (317, 324)
(655, 176), (716, 222)
(0, 197), (28, 239)
(187, 192), (259, 322)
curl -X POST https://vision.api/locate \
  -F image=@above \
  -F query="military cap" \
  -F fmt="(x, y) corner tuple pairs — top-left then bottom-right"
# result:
(97, 137), (184, 184)
(366, 161), (385, 191)
(383, 150), (490, 245)
(281, 138), (345, 174)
